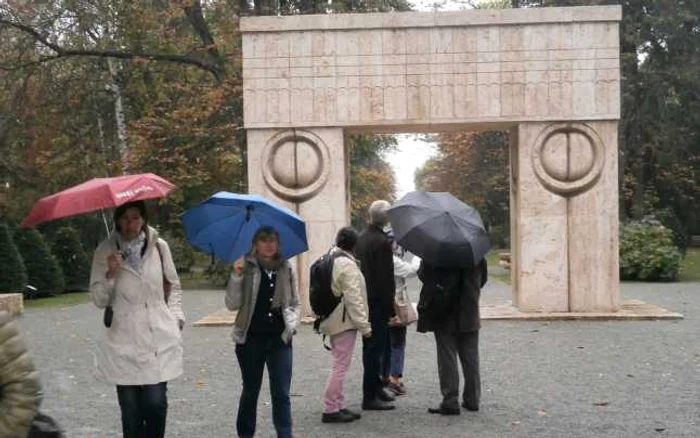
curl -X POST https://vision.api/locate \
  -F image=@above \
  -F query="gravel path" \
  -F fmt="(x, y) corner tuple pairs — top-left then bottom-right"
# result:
(16, 279), (699, 438)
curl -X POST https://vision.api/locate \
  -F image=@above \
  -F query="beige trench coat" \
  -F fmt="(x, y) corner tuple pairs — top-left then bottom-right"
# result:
(89, 226), (184, 386)
(319, 248), (371, 337)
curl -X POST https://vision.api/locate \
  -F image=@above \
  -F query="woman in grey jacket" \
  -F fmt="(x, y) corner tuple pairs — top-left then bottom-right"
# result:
(225, 226), (300, 438)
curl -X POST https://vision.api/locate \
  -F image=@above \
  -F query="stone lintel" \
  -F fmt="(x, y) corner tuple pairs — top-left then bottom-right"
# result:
(241, 6), (622, 33)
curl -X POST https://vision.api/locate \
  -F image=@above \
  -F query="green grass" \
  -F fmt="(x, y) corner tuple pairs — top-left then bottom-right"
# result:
(679, 248), (700, 282)
(24, 292), (90, 309)
(180, 271), (221, 290)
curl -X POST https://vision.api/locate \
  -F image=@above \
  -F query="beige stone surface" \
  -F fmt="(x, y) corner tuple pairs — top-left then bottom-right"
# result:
(0, 293), (23, 315)
(511, 122), (619, 313)
(481, 299), (681, 321)
(241, 7), (621, 130)
(243, 7), (623, 316)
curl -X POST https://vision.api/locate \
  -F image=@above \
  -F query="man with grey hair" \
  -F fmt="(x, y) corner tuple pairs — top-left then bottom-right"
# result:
(355, 200), (397, 411)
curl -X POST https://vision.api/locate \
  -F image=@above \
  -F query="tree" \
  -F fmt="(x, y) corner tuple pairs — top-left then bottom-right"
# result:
(13, 228), (65, 296)
(414, 131), (510, 234)
(0, 223), (27, 294)
(348, 135), (398, 228)
(50, 227), (90, 291)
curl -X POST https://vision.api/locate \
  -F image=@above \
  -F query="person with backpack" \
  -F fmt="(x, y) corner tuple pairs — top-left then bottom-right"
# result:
(89, 200), (185, 438)
(417, 258), (488, 416)
(225, 226), (300, 438)
(355, 200), (397, 411)
(317, 227), (372, 424)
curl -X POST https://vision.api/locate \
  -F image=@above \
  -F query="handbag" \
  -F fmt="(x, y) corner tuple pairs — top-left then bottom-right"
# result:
(103, 241), (171, 328)
(394, 295), (418, 326)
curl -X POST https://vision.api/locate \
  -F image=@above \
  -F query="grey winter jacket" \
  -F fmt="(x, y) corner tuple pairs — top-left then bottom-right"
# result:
(0, 311), (42, 438)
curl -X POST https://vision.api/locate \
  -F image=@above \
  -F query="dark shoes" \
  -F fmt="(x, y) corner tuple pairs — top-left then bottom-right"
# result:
(461, 402), (479, 412)
(378, 387), (396, 402)
(362, 399), (396, 411)
(340, 409), (361, 420)
(428, 406), (461, 416)
(322, 410), (356, 423)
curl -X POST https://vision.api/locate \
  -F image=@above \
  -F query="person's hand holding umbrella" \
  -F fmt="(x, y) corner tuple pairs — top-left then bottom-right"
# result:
(106, 252), (123, 280)
(233, 257), (245, 276)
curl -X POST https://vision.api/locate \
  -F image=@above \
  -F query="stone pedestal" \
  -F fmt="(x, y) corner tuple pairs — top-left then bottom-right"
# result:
(510, 121), (619, 313)
(0, 293), (24, 315)
(247, 128), (349, 316)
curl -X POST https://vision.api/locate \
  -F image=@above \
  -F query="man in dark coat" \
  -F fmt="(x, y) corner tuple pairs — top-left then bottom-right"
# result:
(355, 200), (397, 411)
(417, 258), (488, 415)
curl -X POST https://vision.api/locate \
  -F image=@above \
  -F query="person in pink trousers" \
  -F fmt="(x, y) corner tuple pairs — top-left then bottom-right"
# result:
(319, 227), (372, 423)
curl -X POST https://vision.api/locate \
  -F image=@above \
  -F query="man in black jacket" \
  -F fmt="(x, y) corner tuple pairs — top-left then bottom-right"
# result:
(356, 200), (397, 411)
(417, 258), (488, 415)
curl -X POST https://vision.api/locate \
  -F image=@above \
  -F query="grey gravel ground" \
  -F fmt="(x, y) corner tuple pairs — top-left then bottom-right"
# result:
(16, 278), (699, 438)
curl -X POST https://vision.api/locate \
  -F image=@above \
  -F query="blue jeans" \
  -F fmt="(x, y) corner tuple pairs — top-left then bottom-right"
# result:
(235, 333), (293, 438)
(382, 325), (407, 378)
(116, 382), (167, 438)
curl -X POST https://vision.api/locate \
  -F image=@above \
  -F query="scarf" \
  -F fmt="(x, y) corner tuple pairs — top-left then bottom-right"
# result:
(117, 231), (147, 271)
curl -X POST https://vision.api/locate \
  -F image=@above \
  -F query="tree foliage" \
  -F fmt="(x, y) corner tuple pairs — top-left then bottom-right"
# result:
(415, 131), (510, 232)
(349, 135), (398, 228)
(0, 1), (405, 250)
(13, 227), (65, 296)
(0, 223), (27, 294)
(50, 227), (90, 291)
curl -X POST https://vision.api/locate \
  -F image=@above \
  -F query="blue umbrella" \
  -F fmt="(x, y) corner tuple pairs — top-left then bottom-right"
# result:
(182, 191), (308, 262)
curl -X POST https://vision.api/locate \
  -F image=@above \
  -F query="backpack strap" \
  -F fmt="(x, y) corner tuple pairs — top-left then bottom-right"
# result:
(155, 240), (172, 303)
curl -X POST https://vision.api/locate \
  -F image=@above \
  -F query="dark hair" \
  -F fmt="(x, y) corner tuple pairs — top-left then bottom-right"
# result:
(113, 201), (148, 233)
(335, 227), (358, 252)
(252, 226), (280, 244)
(251, 226), (282, 259)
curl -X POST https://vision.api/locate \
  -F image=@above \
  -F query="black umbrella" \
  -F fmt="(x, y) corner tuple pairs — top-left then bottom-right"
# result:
(387, 191), (491, 267)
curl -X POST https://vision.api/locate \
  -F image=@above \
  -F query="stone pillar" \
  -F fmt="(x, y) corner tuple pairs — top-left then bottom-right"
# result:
(247, 127), (349, 317)
(510, 121), (619, 313)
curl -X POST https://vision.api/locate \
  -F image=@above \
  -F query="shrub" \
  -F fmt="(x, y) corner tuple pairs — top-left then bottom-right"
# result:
(50, 227), (90, 291)
(14, 228), (65, 296)
(620, 217), (682, 281)
(206, 260), (232, 288)
(160, 233), (196, 273)
(0, 223), (27, 294)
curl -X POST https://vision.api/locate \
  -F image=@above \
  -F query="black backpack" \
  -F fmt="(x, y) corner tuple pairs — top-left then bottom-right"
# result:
(309, 249), (348, 332)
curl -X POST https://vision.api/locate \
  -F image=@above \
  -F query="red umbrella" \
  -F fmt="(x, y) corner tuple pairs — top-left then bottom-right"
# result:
(21, 173), (176, 228)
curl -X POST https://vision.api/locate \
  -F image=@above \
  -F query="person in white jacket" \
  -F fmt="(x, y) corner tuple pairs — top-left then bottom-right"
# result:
(90, 200), (185, 438)
(383, 238), (420, 396)
(319, 227), (372, 424)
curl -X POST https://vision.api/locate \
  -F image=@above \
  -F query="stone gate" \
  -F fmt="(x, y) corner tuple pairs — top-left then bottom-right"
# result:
(240, 6), (622, 316)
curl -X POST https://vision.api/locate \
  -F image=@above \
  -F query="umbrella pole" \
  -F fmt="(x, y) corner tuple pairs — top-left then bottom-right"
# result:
(100, 209), (111, 236)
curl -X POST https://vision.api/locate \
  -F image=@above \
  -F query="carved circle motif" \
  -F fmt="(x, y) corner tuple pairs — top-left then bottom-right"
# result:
(531, 123), (606, 196)
(262, 130), (330, 202)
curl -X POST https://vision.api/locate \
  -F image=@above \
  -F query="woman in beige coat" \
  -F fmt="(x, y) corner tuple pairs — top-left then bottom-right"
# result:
(0, 311), (42, 438)
(319, 227), (372, 424)
(90, 201), (184, 438)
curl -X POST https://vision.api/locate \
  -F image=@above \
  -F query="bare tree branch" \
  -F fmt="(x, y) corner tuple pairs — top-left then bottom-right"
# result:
(0, 17), (224, 80)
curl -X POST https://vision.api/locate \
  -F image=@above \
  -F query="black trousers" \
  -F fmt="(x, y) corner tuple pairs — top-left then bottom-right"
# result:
(362, 305), (389, 402)
(116, 382), (167, 438)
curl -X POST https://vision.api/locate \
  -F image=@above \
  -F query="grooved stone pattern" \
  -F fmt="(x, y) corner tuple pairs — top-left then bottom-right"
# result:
(242, 7), (621, 129)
